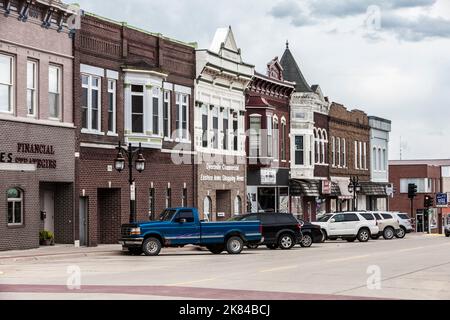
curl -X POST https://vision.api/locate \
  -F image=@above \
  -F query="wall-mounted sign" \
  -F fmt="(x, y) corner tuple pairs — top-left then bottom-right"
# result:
(261, 168), (277, 185)
(1, 143), (57, 169)
(436, 193), (448, 208)
(321, 180), (331, 195)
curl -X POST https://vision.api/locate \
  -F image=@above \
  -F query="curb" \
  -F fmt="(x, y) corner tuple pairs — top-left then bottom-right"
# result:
(0, 250), (120, 263)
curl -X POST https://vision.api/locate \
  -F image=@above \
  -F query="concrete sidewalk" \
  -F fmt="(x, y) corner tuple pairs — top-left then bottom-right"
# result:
(0, 244), (122, 262)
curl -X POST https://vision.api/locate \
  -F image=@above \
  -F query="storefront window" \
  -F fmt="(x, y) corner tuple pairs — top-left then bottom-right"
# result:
(203, 196), (212, 222)
(7, 188), (23, 226)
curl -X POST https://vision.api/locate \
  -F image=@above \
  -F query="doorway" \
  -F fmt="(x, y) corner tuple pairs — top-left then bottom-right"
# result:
(79, 197), (88, 246)
(416, 212), (424, 233)
(40, 190), (55, 233)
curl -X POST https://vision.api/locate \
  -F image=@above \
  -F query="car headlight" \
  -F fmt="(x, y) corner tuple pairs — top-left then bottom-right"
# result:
(130, 227), (141, 235)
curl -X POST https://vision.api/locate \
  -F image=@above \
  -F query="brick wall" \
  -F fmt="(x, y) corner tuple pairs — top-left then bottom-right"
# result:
(98, 189), (121, 244)
(54, 183), (74, 244)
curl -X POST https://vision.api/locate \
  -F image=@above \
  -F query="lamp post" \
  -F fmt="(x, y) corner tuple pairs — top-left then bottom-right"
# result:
(114, 142), (146, 223)
(348, 176), (361, 211)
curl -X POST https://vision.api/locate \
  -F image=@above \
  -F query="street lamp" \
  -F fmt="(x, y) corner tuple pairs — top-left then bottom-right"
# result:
(348, 176), (361, 211)
(114, 141), (146, 223)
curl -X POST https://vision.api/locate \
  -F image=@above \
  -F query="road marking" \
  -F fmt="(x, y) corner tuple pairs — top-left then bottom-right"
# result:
(259, 265), (298, 273)
(168, 278), (217, 286)
(327, 255), (370, 263)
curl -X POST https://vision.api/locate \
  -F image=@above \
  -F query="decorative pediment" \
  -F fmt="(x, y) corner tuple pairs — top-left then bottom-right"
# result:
(267, 57), (284, 81)
(209, 26), (243, 63)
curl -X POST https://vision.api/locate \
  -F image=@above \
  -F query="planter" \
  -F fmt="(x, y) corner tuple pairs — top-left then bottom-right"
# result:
(40, 239), (55, 246)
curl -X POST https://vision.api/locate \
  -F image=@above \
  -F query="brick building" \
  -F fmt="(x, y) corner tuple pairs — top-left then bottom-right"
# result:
(194, 27), (254, 221)
(0, 0), (77, 250)
(389, 160), (444, 233)
(328, 103), (371, 212)
(74, 12), (196, 246)
(246, 58), (295, 213)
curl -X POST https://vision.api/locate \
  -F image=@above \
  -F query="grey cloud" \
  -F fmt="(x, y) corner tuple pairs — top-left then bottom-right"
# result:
(381, 13), (450, 41)
(269, 0), (316, 26)
(310, 0), (437, 17)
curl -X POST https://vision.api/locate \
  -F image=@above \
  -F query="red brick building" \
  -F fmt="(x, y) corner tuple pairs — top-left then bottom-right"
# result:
(246, 57), (295, 213)
(74, 13), (196, 246)
(0, 0), (77, 250)
(389, 161), (443, 233)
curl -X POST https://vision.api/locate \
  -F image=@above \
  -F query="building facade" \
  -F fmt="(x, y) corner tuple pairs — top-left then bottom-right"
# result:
(280, 43), (331, 221)
(74, 13), (196, 246)
(389, 161), (442, 233)
(246, 58), (295, 213)
(194, 27), (254, 221)
(328, 103), (371, 213)
(0, 0), (77, 250)
(366, 116), (392, 211)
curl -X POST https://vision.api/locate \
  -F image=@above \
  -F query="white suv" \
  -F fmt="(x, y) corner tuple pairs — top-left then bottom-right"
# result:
(313, 212), (379, 243)
(390, 212), (414, 238)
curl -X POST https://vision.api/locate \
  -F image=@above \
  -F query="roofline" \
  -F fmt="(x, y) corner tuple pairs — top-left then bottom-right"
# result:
(253, 71), (296, 88)
(369, 116), (392, 124)
(196, 49), (255, 68)
(84, 12), (197, 49)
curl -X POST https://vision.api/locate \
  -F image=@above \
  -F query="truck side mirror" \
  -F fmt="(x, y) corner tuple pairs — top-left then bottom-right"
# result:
(330, 218), (336, 223)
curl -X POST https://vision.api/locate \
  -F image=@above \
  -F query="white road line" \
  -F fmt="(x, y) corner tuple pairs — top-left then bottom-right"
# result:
(259, 265), (298, 273)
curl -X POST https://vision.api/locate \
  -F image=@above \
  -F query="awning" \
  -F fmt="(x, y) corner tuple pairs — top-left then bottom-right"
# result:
(360, 182), (388, 196)
(290, 180), (320, 197)
(335, 180), (354, 200)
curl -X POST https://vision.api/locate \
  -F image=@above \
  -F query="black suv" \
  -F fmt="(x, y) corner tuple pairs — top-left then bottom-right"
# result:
(235, 213), (302, 250)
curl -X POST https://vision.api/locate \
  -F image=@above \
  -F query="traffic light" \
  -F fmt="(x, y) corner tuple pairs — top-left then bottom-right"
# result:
(408, 183), (418, 199)
(424, 195), (434, 208)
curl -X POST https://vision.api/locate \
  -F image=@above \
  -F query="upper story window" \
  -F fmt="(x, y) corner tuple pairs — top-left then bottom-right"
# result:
(273, 117), (279, 161)
(81, 74), (101, 131)
(0, 54), (14, 113)
(331, 137), (336, 167)
(176, 93), (189, 140)
(281, 119), (287, 161)
(131, 85), (144, 134)
(107, 79), (116, 134)
(295, 136), (304, 166)
(163, 90), (171, 138)
(354, 141), (359, 170)
(336, 137), (341, 167)
(267, 115), (273, 157)
(223, 109), (229, 150)
(7, 188), (23, 226)
(342, 138), (346, 168)
(363, 142), (367, 170)
(233, 113), (239, 151)
(212, 106), (219, 149)
(249, 115), (261, 157)
(202, 104), (208, 148)
(48, 65), (61, 119)
(27, 60), (37, 117)
(152, 87), (160, 136)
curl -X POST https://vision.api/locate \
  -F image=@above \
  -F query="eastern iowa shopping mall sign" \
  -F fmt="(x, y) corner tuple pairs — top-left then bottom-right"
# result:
(0, 143), (57, 169)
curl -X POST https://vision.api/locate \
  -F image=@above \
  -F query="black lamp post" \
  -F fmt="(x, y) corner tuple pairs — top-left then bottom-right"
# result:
(348, 176), (361, 211)
(114, 142), (146, 223)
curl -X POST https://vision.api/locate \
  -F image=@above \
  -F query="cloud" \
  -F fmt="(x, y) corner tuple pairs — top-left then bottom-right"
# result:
(269, 0), (316, 26)
(381, 13), (450, 41)
(310, 0), (437, 17)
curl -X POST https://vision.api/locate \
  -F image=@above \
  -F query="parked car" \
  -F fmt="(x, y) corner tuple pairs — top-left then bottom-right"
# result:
(390, 212), (415, 238)
(445, 225), (450, 237)
(360, 212), (401, 240)
(313, 212), (379, 243)
(120, 208), (262, 256)
(234, 213), (303, 250)
(297, 219), (324, 247)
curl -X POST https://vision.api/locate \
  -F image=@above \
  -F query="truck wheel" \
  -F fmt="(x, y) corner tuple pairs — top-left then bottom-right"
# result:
(128, 247), (143, 255)
(142, 237), (162, 256)
(226, 236), (244, 254)
(278, 233), (295, 250)
(208, 245), (224, 254)
(383, 227), (395, 240)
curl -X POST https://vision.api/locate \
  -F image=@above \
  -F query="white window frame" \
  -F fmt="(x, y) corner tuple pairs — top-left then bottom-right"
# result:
(342, 138), (346, 168)
(294, 135), (305, 166)
(359, 141), (363, 170)
(163, 90), (171, 139)
(7, 188), (23, 226)
(27, 60), (37, 117)
(332, 136), (336, 167)
(107, 79), (116, 134)
(176, 92), (189, 141)
(267, 115), (273, 158)
(151, 87), (161, 136)
(273, 116), (279, 161)
(363, 142), (367, 170)
(337, 137), (341, 167)
(0, 53), (14, 114)
(130, 85), (145, 134)
(355, 141), (358, 169)
(48, 65), (62, 120)
(81, 73), (102, 132)
(281, 118), (287, 161)
(222, 108), (229, 150)
(249, 114), (262, 157)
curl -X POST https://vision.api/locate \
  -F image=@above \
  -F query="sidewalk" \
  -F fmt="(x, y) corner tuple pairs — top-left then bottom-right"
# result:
(0, 244), (122, 262)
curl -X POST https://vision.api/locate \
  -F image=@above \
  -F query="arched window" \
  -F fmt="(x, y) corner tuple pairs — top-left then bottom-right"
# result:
(203, 196), (212, 222)
(378, 148), (382, 172)
(314, 129), (319, 164)
(373, 147), (377, 171)
(336, 137), (341, 167)
(273, 117), (279, 161)
(342, 138), (346, 168)
(281, 118), (287, 161)
(7, 188), (23, 226)
(382, 149), (387, 171)
(234, 196), (242, 216)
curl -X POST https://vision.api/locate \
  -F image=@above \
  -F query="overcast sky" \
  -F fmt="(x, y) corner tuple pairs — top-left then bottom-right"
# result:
(76, 0), (450, 160)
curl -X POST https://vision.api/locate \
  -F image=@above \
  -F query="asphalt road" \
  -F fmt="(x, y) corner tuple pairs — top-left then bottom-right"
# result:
(1, 233), (449, 300)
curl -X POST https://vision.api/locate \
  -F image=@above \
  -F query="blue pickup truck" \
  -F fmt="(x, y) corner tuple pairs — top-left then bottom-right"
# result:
(119, 208), (263, 256)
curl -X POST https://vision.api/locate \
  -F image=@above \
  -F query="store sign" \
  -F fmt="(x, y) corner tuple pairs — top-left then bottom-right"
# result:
(321, 180), (331, 195)
(201, 163), (245, 183)
(261, 169), (277, 185)
(0, 143), (57, 169)
(436, 193), (448, 208)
